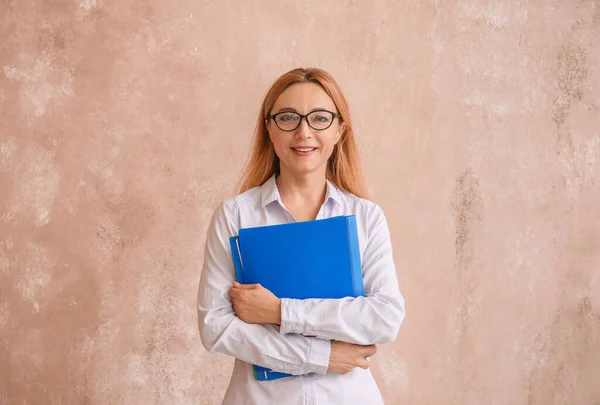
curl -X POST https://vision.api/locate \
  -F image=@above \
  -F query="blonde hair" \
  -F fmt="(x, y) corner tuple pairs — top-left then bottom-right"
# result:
(236, 67), (369, 199)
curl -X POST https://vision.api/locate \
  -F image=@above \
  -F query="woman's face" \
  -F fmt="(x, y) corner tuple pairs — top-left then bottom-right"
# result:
(267, 82), (346, 177)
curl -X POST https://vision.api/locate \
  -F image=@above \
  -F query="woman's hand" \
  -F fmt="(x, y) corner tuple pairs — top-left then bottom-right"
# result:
(229, 282), (282, 325)
(327, 341), (377, 375)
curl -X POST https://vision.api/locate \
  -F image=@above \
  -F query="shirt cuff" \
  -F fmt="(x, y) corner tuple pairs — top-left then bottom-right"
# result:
(303, 337), (331, 375)
(279, 298), (306, 335)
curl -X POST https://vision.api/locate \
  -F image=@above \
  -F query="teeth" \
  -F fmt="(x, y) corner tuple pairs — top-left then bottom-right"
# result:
(294, 148), (315, 152)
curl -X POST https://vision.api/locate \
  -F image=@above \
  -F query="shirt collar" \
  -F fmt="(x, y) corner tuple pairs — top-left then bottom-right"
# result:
(260, 174), (343, 208)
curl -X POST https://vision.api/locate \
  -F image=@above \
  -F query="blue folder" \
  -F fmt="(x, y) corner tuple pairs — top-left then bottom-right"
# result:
(229, 215), (365, 381)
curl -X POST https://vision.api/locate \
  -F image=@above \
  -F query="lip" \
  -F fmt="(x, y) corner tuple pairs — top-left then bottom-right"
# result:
(290, 146), (318, 156)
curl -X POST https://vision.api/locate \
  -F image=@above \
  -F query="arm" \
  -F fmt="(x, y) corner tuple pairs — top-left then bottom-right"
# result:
(197, 200), (330, 376)
(279, 205), (406, 345)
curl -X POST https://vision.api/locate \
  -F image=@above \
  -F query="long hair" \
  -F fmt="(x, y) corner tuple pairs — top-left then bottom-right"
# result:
(236, 67), (369, 199)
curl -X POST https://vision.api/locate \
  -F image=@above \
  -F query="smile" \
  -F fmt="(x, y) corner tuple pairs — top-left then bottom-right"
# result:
(291, 147), (318, 156)
(292, 147), (317, 152)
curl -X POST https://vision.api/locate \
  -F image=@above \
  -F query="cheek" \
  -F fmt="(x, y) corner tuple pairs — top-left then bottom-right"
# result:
(269, 134), (287, 155)
(317, 133), (338, 152)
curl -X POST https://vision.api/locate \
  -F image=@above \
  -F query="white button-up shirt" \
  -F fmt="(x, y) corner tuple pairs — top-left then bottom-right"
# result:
(197, 174), (405, 405)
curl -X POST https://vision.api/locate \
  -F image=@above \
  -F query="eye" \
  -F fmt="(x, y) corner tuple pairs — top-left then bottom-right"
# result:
(310, 113), (332, 123)
(277, 113), (299, 122)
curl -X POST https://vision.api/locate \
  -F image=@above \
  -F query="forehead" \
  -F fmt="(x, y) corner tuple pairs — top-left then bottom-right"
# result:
(272, 82), (336, 112)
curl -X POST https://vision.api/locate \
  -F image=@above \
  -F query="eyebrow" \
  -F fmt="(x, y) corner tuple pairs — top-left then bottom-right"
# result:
(273, 107), (331, 114)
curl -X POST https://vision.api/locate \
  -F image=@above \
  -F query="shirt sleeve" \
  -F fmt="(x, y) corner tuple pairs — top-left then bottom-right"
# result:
(197, 200), (331, 376)
(279, 204), (406, 345)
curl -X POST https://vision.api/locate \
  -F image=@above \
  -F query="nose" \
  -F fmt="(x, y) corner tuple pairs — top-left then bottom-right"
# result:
(295, 117), (313, 138)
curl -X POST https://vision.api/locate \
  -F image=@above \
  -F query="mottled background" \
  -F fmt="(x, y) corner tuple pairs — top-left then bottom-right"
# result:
(1, 0), (599, 404)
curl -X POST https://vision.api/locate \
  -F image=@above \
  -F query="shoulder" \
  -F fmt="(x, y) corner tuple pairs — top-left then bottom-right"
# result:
(211, 184), (262, 221)
(334, 190), (390, 241)
(337, 189), (386, 220)
(228, 183), (264, 212)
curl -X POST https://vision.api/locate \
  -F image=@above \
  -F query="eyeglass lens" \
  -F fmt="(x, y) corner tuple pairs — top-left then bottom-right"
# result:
(275, 111), (334, 131)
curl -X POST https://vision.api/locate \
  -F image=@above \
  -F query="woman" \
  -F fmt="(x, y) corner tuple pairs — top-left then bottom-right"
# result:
(197, 67), (405, 405)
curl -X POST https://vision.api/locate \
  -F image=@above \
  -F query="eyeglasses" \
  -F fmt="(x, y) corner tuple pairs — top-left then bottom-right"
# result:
(266, 110), (340, 132)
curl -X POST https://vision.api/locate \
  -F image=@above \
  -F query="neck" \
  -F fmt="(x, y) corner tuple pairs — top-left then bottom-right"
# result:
(276, 169), (327, 208)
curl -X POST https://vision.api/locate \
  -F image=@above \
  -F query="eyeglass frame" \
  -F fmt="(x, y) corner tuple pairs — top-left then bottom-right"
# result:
(265, 109), (342, 132)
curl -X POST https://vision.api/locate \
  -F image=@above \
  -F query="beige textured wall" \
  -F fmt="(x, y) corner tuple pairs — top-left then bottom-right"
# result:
(1, 1), (599, 404)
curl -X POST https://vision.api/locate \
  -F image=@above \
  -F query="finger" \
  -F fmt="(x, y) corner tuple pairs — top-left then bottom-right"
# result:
(357, 358), (370, 370)
(233, 281), (240, 287)
(229, 288), (241, 298)
(363, 344), (377, 357)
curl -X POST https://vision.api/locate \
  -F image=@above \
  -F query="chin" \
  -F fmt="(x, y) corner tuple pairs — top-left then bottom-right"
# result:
(281, 162), (326, 176)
